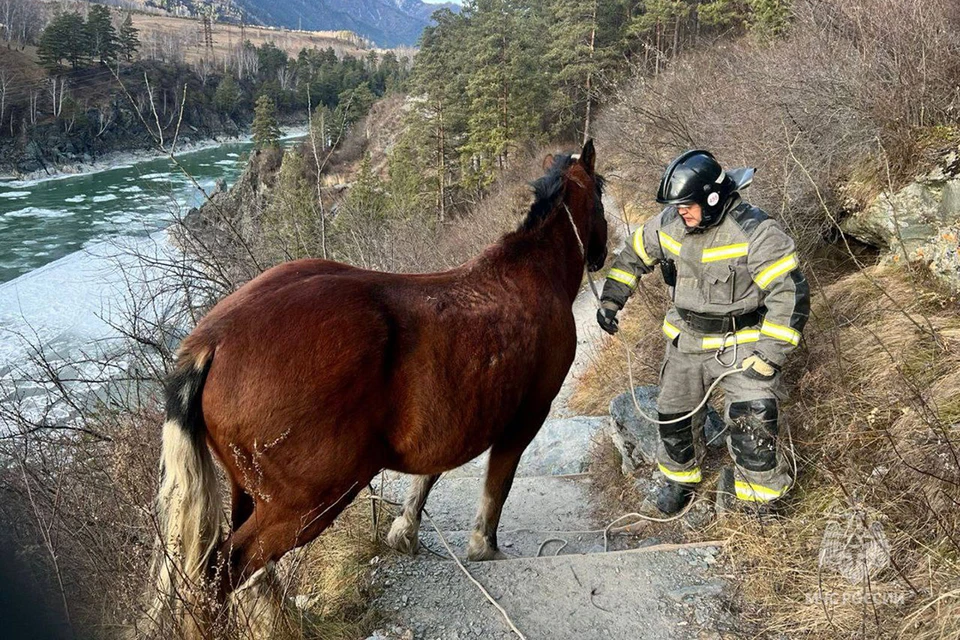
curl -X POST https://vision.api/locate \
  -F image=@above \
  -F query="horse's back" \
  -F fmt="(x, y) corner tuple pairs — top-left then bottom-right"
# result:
(190, 256), (574, 480)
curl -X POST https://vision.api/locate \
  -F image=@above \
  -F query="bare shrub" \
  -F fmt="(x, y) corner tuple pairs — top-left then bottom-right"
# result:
(596, 0), (960, 255)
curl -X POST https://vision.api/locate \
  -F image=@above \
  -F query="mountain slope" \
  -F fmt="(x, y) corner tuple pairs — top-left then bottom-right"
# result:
(235, 0), (458, 47)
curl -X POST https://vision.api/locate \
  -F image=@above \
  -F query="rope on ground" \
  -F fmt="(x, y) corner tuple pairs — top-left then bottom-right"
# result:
(420, 509), (528, 640)
(535, 538), (568, 557)
(602, 498), (700, 551)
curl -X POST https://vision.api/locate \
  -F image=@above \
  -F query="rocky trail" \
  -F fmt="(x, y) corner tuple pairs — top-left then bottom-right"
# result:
(364, 197), (738, 639)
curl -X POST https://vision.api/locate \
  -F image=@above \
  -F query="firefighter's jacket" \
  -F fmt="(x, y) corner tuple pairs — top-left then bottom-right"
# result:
(601, 196), (810, 367)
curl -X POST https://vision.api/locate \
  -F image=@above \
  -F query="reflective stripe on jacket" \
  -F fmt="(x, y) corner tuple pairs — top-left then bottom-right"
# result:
(601, 196), (810, 366)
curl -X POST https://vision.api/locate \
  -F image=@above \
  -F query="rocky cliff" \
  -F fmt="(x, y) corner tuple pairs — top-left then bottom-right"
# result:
(841, 149), (960, 290)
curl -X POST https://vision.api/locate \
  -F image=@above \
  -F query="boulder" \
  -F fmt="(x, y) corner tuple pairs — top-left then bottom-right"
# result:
(840, 149), (960, 291)
(840, 182), (939, 254)
(608, 385), (725, 475)
(519, 416), (606, 476)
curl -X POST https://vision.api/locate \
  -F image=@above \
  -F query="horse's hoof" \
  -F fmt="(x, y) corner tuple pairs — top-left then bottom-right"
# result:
(386, 515), (420, 554)
(466, 532), (508, 561)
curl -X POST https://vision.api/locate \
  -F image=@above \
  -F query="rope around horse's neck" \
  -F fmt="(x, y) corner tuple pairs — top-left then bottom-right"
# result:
(562, 204), (744, 426)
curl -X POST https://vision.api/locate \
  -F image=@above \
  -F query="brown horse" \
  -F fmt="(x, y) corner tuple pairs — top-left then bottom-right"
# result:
(152, 140), (607, 623)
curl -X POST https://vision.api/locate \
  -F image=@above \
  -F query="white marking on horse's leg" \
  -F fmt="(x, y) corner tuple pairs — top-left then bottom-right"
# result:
(466, 493), (509, 561)
(386, 474), (439, 554)
(468, 435), (534, 562)
(231, 561), (287, 639)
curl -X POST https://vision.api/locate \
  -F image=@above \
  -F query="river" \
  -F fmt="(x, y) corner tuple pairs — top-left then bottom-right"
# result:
(0, 134), (302, 424)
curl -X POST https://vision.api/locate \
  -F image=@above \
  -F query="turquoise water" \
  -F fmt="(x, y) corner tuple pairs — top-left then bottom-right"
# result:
(0, 142), (259, 283)
(0, 136), (301, 420)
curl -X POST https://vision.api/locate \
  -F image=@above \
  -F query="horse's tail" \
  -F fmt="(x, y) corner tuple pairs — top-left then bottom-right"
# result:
(151, 345), (223, 620)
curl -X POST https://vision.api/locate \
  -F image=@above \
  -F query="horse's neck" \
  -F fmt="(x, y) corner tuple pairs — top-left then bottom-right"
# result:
(502, 209), (585, 304)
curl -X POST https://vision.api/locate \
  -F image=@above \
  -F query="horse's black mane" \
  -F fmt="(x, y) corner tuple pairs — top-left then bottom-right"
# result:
(519, 153), (604, 232)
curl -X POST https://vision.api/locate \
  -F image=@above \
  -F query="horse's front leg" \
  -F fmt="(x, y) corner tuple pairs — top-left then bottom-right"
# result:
(467, 411), (547, 561)
(386, 473), (441, 554)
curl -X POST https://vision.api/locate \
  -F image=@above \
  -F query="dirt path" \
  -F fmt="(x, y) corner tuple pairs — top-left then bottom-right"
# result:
(364, 197), (737, 640)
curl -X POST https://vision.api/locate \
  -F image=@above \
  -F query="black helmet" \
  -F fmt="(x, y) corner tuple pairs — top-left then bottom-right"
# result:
(656, 149), (736, 229)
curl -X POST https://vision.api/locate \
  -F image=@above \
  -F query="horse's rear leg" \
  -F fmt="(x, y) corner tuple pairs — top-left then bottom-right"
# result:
(386, 474), (440, 554)
(466, 412), (547, 561)
(217, 483), (364, 596)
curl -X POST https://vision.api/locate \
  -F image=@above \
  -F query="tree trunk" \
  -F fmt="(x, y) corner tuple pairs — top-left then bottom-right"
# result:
(655, 19), (662, 76)
(500, 11), (509, 169)
(583, 0), (597, 145)
(436, 98), (446, 223)
(0, 71), (7, 130)
(672, 10), (681, 59)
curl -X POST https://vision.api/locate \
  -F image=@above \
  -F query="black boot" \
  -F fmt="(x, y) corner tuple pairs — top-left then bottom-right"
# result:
(656, 481), (694, 515)
(715, 466), (736, 515)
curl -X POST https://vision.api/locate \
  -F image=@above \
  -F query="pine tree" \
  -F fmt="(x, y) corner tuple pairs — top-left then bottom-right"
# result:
(345, 153), (387, 220)
(63, 12), (90, 68)
(118, 13), (140, 62)
(266, 148), (318, 259)
(408, 8), (469, 220)
(388, 126), (431, 219)
(547, 0), (605, 140)
(38, 12), (89, 71)
(86, 5), (119, 64)
(747, 0), (791, 38)
(38, 14), (70, 71)
(698, 0), (745, 29)
(256, 42), (288, 80)
(334, 83), (376, 128)
(460, 0), (548, 190)
(252, 95), (282, 149)
(214, 74), (241, 118)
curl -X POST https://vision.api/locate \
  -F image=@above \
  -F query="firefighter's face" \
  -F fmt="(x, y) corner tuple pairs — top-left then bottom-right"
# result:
(677, 203), (702, 228)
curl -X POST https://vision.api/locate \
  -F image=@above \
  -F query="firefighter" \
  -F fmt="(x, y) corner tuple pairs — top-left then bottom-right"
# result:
(596, 150), (810, 514)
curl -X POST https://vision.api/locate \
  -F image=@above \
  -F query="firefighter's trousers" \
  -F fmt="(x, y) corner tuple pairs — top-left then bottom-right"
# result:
(655, 340), (793, 502)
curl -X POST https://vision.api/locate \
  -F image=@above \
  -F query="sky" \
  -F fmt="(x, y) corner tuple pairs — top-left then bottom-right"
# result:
(422, 0), (462, 4)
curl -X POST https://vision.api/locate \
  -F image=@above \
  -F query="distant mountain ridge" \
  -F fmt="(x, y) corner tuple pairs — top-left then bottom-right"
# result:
(233, 0), (459, 47)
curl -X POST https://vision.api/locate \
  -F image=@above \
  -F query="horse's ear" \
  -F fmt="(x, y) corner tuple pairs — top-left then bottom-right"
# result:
(579, 139), (596, 174)
(541, 154), (555, 171)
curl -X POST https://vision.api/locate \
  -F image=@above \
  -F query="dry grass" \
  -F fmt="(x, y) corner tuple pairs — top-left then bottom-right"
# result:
(585, 433), (648, 522)
(720, 264), (960, 639)
(278, 493), (387, 639)
(580, 263), (960, 638)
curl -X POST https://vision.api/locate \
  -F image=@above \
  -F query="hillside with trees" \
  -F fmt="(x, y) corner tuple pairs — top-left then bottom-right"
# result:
(0, 4), (408, 175)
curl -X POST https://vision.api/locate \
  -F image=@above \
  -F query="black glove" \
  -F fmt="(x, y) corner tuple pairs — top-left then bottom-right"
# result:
(596, 307), (619, 335)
